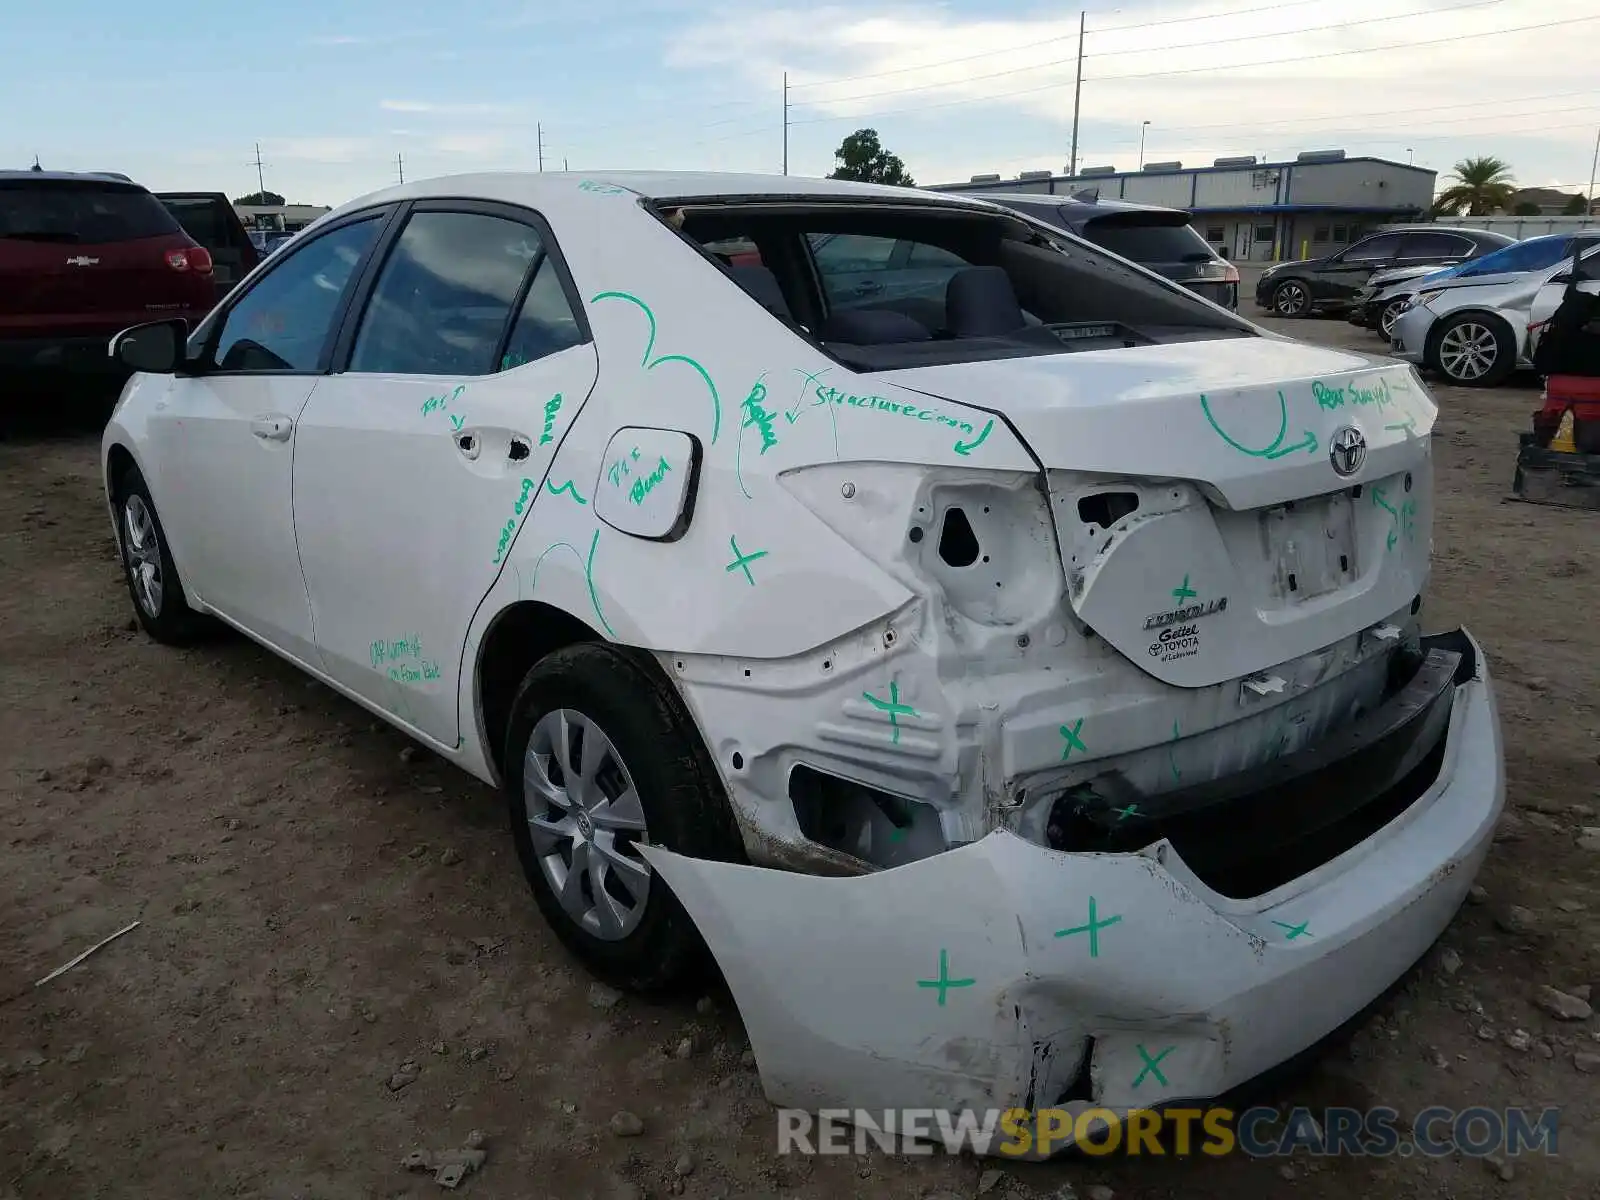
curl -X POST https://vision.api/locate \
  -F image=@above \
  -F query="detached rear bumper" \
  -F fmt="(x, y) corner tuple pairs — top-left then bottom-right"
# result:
(645, 627), (1502, 1155)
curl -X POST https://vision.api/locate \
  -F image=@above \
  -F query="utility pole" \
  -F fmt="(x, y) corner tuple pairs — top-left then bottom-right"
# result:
(537, 123), (545, 172)
(396, 153), (405, 184)
(1588, 125), (1600, 216)
(250, 142), (267, 197)
(782, 71), (789, 176)
(1068, 11), (1085, 178)
(1138, 120), (1150, 170)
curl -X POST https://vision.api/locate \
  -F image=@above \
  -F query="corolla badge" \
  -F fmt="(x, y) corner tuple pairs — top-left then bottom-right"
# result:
(1328, 425), (1367, 476)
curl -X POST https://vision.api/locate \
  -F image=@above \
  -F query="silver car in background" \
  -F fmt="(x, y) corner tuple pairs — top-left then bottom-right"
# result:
(1391, 239), (1600, 387)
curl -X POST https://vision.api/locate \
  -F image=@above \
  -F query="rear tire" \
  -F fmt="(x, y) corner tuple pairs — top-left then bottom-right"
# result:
(1271, 279), (1312, 317)
(1431, 313), (1516, 387)
(503, 642), (745, 992)
(112, 463), (209, 645)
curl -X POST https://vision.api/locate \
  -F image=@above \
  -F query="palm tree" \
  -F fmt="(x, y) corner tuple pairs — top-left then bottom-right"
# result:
(1433, 157), (1517, 216)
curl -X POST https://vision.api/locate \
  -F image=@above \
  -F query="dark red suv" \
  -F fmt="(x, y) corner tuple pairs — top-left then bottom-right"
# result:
(0, 171), (218, 376)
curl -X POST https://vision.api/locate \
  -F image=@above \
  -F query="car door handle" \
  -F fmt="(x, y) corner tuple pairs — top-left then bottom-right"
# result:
(250, 414), (293, 442)
(854, 279), (884, 295)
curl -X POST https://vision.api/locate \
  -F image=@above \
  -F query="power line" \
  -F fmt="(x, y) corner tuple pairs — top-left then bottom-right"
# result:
(790, 0), (1503, 110)
(784, 14), (1600, 127)
(787, 0), (1360, 92)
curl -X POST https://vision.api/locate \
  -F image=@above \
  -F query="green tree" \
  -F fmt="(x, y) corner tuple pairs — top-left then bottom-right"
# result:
(828, 129), (915, 187)
(1433, 157), (1516, 217)
(1512, 201), (1541, 216)
(1562, 193), (1589, 216)
(233, 190), (286, 206)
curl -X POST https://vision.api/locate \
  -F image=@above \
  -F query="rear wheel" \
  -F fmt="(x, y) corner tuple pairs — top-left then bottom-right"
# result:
(1433, 314), (1516, 387)
(503, 643), (744, 991)
(113, 464), (208, 644)
(1271, 279), (1312, 317)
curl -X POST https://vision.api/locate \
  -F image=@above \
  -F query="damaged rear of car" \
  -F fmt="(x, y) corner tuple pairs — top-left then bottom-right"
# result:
(499, 178), (1503, 1154)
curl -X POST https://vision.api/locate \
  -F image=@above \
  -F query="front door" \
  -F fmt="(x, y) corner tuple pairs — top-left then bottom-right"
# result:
(292, 204), (598, 746)
(148, 213), (386, 659)
(1323, 232), (1404, 304)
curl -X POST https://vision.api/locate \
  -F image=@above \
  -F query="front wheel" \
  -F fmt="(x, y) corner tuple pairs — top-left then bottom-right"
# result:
(1271, 279), (1312, 317)
(113, 464), (208, 644)
(1433, 314), (1516, 387)
(1379, 298), (1409, 341)
(503, 643), (744, 992)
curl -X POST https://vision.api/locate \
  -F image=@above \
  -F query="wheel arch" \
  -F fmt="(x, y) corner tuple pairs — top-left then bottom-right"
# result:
(473, 599), (604, 782)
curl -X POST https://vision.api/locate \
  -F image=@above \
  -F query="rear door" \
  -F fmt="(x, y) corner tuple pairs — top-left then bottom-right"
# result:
(291, 202), (598, 745)
(158, 192), (262, 298)
(0, 177), (207, 340)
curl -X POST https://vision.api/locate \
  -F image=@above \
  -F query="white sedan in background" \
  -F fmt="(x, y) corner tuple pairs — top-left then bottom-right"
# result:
(102, 171), (1502, 1152)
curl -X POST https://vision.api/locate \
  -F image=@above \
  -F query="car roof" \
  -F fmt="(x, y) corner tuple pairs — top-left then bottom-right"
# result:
(334, 171), (996, 214)
(0, 169), (144, 188)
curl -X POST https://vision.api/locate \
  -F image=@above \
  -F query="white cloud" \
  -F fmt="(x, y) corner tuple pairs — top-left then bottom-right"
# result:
(667, 0), (1600, 183)
(380, 99), (522, 116)
(272, 138), (377, 164)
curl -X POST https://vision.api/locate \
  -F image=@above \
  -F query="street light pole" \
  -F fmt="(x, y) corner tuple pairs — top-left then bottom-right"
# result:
(783, 71), (789, 176)
(1138, 120), (1150, 170)
(1406, 147), (1414, 165)
(1068, 10), (1085, 177)
(1587, 125), (1599, 216)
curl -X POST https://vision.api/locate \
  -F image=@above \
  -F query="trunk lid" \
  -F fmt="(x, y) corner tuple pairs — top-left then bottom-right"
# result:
(882, 336), (1435, 687)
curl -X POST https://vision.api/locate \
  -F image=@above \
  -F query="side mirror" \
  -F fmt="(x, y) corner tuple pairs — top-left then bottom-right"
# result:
(109, 318), (187, 373)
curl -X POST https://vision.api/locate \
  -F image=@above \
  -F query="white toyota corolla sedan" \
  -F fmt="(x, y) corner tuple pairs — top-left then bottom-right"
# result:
(101, 171), (1503, 1149)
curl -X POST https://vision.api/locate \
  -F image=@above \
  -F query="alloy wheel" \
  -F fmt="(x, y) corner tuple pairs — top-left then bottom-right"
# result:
(1380, 300), (1407, 340)
(1273, 282), (1308, 316)
(523, 708), (652, 940)
(1438, 322), (1498, 382)
(122, 495), (164, 617)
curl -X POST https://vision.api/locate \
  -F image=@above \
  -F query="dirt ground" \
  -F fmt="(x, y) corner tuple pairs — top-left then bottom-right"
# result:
(2, 318), (1597, 1200)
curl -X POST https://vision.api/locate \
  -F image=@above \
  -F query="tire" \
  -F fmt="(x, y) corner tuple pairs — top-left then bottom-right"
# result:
(503, 642), (745, 992)
(1378, 298), (1409, 341)
(1270, 279), (1312, 317)
(111, 463), (209, 644)
(1431, 313), (1516, 387)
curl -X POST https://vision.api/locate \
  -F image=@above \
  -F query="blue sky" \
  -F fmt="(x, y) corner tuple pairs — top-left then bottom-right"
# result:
(3, 0), (1596, 206)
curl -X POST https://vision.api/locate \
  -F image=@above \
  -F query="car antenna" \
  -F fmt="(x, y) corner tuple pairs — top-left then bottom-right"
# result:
(30, 154), (42, 172)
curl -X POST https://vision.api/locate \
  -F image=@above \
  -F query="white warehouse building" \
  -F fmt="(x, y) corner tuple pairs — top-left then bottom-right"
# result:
(932, 150), (1438, 263)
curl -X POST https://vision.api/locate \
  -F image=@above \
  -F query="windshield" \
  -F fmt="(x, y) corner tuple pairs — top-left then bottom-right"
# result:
(1456, 235), (1580, 279)
(669, 199), (1251, 371)
(1079, 215), (1217, 264)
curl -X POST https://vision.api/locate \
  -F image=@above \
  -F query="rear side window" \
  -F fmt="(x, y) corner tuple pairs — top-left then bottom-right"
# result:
(1397, 231), (1472, 259)
(500, 256), (583, 369)
(0, 181), (180, 244)
(350, 210), (541, 376)
(1079, 217), (1216, 264)
(212, 217), (381, 372)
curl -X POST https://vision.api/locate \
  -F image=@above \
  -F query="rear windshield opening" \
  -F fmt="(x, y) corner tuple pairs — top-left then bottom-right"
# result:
(661, 198), (1252, 371)
(0, 181), (181, 244)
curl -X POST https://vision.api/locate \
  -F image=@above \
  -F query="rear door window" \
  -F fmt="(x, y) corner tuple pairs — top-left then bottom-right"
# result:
(1397, 231), (1473, 260)
(1079, 217), (1216, 265)
(0, 181), (180, 244)
(349, 210), (542, 376)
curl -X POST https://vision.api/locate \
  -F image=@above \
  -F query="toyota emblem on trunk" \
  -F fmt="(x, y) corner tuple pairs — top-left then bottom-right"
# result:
(1328, 426), (1367, 476)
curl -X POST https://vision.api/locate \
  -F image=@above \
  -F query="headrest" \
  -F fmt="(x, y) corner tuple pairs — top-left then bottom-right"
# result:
(945, 266), (1025, 337)
(730, 264), (792, 320)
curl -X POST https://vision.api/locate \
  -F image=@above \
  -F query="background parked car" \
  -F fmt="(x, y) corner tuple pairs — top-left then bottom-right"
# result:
(156, 192), (260, 301)
(1255, 226), (1514, 318)
(1354, 231), (1600, 341)
(0, 170), (216, 383)
(955, 190), (1239, 310)
(1391, 241), (1600, 387)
